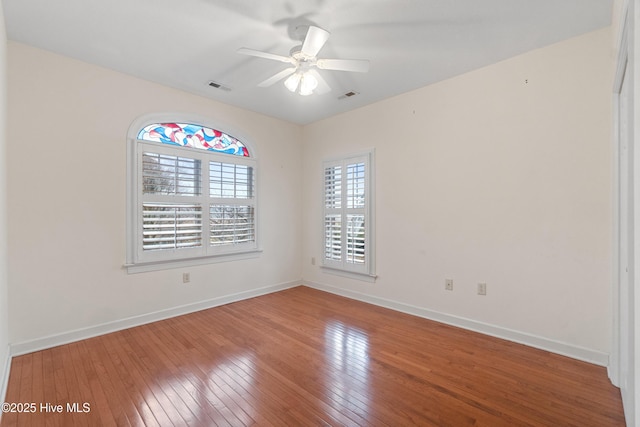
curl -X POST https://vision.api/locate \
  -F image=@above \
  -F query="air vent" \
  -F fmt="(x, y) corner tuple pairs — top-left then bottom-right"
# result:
(208, 81), (231, 91)
(338, 91), (359, 100)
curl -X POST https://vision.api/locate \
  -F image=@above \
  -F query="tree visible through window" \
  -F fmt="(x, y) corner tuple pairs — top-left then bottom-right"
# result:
(127, 122), (258, 270)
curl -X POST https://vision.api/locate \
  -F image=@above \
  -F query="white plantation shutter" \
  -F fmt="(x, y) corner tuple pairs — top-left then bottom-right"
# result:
(346, 214), (365, 264)
(324, 165), (342, 209)
(209, 161), (256, 249)
(210, 205), (255, 246)
(322, 151), (374, 277)
(346, 162), (365, 209)
(324, 214), (342, 260)
(133, 140), (257, 265)
(142, 153), (201, 196)
(209, 162), (253, 199)
(324, 165), (342, 261)
(142, 203), (202, 250)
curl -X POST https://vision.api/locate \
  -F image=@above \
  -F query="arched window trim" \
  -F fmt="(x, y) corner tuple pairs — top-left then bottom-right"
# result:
(125, 113), (261, 273)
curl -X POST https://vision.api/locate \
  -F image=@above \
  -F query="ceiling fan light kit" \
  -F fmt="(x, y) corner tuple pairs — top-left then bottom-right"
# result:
(284, 71), (318, 96)
(238, 25), (369, 97)
(284, 72), (301, 92)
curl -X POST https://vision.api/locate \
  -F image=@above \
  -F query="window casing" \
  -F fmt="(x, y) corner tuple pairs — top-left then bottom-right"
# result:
(127, 121), (258, 272)
(322, 151), (375, 279)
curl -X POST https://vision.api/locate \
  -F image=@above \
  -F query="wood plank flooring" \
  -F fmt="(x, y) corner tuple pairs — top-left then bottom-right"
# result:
(1, 286), (625, 426)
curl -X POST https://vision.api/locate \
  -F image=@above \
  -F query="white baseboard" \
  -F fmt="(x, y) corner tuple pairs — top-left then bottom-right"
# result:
(303, 280), (609, 367)
(8, 279), (609, 367)
(11, 280), (300, 357)
(0, 344), (10, 403)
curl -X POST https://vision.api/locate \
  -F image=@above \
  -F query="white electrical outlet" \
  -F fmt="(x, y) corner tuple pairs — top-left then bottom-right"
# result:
(445, 279), (453, 291)
(311, 257), (316, 266)
(183, 273), (190, 283)
(478, 283), (487, 295)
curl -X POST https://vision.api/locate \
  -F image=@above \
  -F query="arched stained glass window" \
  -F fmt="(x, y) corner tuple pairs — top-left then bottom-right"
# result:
(127, 118), (258, 273)
(138, 123), (250, 157)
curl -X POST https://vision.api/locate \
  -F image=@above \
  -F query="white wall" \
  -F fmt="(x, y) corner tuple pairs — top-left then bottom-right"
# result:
(7, 42), (303, 348)
(0, 1), (9, 402)
(302, 28), (615, 362)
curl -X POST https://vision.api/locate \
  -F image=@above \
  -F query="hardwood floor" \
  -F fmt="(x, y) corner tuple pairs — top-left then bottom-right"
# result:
(1, 286), (625, 426)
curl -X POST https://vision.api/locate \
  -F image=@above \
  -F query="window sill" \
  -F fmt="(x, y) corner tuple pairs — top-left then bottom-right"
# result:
(321, 265), (377, 283)
(125, 249), (263, 274)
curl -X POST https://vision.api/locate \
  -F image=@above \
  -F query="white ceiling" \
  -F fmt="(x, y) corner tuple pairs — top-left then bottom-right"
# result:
(3, 0), (612, 125)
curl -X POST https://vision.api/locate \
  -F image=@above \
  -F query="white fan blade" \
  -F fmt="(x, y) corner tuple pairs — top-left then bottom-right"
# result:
(301, 26), (330, 57)
(237, 47), (295, 64)
(308, 70), (331, 95)
(317, 58), (370, 73)
(258, 68), (297, 87)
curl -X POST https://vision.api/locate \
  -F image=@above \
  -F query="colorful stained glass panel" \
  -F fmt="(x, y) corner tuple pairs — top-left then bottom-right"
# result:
(138, 123), (250, 157)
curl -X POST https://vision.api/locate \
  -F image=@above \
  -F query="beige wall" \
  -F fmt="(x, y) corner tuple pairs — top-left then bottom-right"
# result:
(5, 26), (616, 365)
(7, 42), (303, 345)
(302, 27), (614, 357)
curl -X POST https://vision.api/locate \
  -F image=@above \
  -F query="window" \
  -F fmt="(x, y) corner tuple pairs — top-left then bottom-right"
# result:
(127, 121), (258, 272)
(322, 150), (375, 280)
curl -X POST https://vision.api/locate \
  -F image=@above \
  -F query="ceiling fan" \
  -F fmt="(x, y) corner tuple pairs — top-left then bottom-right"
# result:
(237, 25), (370, 96)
